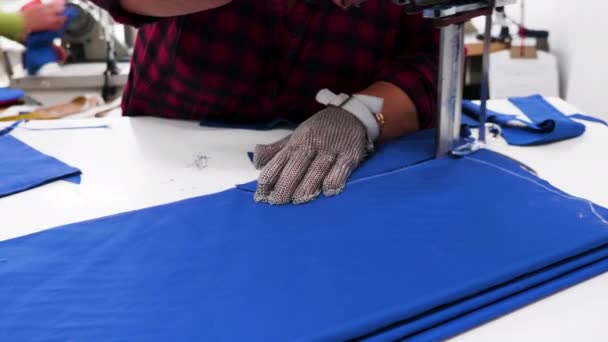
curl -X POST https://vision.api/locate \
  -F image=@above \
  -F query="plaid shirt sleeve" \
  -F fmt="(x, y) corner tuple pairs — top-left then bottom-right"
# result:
(376, 13), (440, 129)
(89, 0), (160, 27)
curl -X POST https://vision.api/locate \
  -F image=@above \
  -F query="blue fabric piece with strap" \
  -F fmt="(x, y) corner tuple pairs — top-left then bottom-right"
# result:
(0, 142), (607, 341)
(24, 7), (79, 75)
(462, 95), (589, 146)
(0, 129), (81, 198)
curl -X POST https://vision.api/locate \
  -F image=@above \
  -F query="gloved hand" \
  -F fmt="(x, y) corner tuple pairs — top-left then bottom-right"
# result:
(253, 104), (373, 205)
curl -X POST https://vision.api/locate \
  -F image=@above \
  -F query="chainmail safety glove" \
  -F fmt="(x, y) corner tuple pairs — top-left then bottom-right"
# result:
(253, 89), (383, 205)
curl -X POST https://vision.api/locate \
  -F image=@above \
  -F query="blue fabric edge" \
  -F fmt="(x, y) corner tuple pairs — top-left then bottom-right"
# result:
(408, 255), (608, 341)
(0, 135), (82, 198)
(356, 242), (608, 341)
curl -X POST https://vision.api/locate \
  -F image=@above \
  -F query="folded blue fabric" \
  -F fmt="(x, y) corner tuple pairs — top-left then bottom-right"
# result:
(0, 146), (606, 341)
(405, 254), (608, 342)
(24, 7), (78, 75)
(462, 95), (589, 145)
(366, 244), (608, 341)
(0, 88), (25, 106)
(0, 133), (81, 198)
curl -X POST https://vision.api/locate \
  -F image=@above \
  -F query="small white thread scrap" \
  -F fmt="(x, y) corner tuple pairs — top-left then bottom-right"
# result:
(189, 154), (210, 170)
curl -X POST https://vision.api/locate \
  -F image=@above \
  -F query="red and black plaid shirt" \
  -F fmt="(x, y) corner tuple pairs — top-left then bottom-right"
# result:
(93, 0), (439, 128)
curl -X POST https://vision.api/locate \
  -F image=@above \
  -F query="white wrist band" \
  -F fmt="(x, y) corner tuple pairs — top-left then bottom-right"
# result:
(315, 89), (384, 142)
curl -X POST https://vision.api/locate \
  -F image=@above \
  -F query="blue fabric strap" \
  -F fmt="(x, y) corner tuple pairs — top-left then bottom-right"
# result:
(0, 145), (606, 341)
(462, 95), (590, 146)
(0, 134), (81, 197)
(0, 121), (23, 136)
(570, 113), (608, 127)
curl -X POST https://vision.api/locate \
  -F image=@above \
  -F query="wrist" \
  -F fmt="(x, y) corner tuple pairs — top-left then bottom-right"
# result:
(20, 14), (31, 39)
(315, 89), (384, 142)
(357, 82), (420, 141)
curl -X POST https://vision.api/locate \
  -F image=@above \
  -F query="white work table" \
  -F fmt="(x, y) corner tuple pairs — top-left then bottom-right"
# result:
(1, 98), (607, 341)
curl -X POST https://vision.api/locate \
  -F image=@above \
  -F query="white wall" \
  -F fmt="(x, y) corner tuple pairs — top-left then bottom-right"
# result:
(507, 0), (608, 118)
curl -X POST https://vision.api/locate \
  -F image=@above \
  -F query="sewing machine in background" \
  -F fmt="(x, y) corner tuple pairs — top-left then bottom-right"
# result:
(7, 0), (135, 106)
(393, 0), (517, 157)
(62, 0), (133, 63)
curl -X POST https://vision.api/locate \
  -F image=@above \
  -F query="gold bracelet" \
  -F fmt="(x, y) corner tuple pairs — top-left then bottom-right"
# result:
(374, 112), (385, 137)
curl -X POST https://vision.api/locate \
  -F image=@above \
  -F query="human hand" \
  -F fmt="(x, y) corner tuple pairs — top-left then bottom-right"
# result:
(22, 0), (66, 36)
(253, 104), (373, 205)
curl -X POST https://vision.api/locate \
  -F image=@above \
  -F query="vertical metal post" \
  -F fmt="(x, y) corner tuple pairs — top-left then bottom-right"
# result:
(1, 49), (14, 81)
(124, 27), (137, 50)
(478, 10), (493, 143)
(435, 23), (465, 157)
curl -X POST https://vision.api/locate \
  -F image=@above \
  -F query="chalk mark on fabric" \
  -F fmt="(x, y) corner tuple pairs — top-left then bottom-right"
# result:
(465, 156), (608, 225)
(347, 157), (435, 186)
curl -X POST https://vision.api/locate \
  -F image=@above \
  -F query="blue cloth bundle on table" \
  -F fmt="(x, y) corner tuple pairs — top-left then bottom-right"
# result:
(0, 88), (25, 107)
(0, 128), (81, 198)
(24, 7), (79, 75)
(461, 95), (605, 146)
(1, 130), (607, 341)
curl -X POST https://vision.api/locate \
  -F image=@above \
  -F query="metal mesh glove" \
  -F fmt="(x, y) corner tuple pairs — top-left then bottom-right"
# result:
(253, 106), (373, 205)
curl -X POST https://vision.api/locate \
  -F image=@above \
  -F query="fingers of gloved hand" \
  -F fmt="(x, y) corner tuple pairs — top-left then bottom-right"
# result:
(254, 148), (292, 202)
(292, 153), (336, 204)
(252, 135), (291, 169)
(267, 149), (316, 205)
(322, 155), (360, 197)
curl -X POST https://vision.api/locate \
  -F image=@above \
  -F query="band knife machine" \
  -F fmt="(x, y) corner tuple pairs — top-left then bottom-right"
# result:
(393, 0), (517, 157)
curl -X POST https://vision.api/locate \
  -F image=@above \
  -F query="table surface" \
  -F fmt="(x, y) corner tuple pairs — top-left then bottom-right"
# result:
(1, 98), (607, 341)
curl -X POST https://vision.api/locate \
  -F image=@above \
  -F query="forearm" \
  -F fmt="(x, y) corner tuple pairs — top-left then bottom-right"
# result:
(357, 81), (420, 141)
(119, 0), (231, 17)
(0, 12), (24, 42)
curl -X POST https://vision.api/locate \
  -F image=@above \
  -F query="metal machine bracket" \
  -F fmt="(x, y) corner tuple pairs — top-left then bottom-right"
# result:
(393, 0), (516, 157)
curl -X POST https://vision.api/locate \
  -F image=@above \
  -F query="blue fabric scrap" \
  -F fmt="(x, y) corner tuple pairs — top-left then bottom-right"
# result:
(462, 95), (587, 146)
(0, 88), (25, 105)
(0, 134), (81, 198)
(0, 121), (23, 136)
(24, 7), (79, 75)
(0, 147), (606, 341)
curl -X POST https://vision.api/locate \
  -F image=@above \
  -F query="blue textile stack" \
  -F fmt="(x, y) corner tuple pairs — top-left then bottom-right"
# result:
(0, 128), (606, 341)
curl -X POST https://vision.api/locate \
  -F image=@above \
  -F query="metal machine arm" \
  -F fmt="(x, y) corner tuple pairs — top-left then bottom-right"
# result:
(393, 0), (517, 157)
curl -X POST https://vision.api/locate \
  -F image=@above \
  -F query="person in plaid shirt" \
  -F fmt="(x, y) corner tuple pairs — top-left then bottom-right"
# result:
(93, 0), (439, 205)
